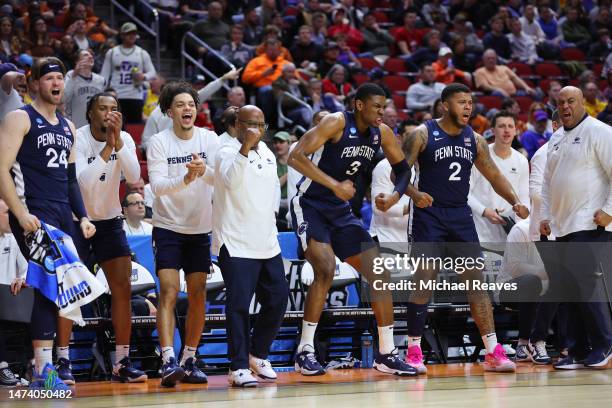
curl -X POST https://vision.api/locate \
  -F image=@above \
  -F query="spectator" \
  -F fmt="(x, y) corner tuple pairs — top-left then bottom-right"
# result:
(25, 16), (58, 58)
(272, 130), (291, 220)
(310, 12), (328, 46)
(469, 99), (490, 135)
(369, 68), (392, 99)
(583, 81), (607, 117)
(188, 1), (230, 52)
(538, 6), (563, 46)
(520, 4), (547, 45)
(474, 49), (536, 97)
(561, 7), (592, 49)
(242, 6), (263, 46)
(520, 110), (552, 160)
(272, 63), (310, 129)
(590, 7), (611, 38)
(422, 0), (449, 26)
(545, 80), (562, 114)
(322, 64), (353, 111)
(217, 106), (239, 145)
(432, 98), (445, 119)
(0, 16), (23, 63)
(55, 35), (78, 71)
(213, 86), (246, 132)
(483, 15), (512, 61)
(257, 0), (278, 27)
(449, 14), (484, 55)
(179, 0), (208, 22)
(254, 26), (293, 62)
(394, 9), (427, 56)
(588, 28), (611, 60)
(289, 25), (323, 72)
(66, 17), (98, 52)
(63, 49), (106, 129)
(360, 12), (394, 56)
(126, 177), (153, 219)
(405, 63), (446, 111)
(449, 37), (477, 73)
(61, 1), (117, 44)
(0, 63), (24, 123)
(100, 22), (157, 124)
(382, 105), (399, 135)
(432, 47), (471, 85)
(318, 41), (341, 78)
(142, 74), (165, 120)
(327, 7), (363, 54)
(597, 95), (612, 125)
(508, 17), (540, 65)
(405, 29), (443, 72)
(333, 33), (361, 70)
(220, 24), (255, 69)
(122, 192), (153, 236)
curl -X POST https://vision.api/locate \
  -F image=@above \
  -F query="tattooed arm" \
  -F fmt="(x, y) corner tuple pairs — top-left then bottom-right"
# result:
(473, 133), (529, 219)
(401, 125), (433, 208)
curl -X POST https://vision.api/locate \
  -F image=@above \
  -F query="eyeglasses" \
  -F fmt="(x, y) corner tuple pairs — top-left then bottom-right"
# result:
(127, 201), (145, 207)
(238, 119), (269, 131)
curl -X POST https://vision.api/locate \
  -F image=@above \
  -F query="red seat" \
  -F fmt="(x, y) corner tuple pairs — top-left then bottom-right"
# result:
(539, 79), (553, 93)
(514, 96), (534, 114)
(139, 160), (148, 182)
(383, 75), (411, 92)
(383, 57), (407, 74)
(535, 62), (563, 77)
(358, 58), (381, 71)
(507, 62), (533, 76)
(285, 6), (298, 16)
(560, 48), (586, 61)
(593, 63), (603, 77)
(352, 73), (369, 86)
(125, 123), (145, 146)
(392, 93), (406, 109)
(373, 10), (390, 23)
(479, 95), (502, 110)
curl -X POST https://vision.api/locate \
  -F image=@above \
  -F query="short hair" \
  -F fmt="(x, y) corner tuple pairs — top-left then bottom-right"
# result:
(122, 191), (141, 207)
(491, 110), (516, 127)
(398, 119), (420, 135)
(312, 110), (330, 125)
(220, 106), (239, 129)
(551, 109), (559, 122)
(440, 83), (471, 101)
(31, 57), (66, 80)
(501, 97), (517, 110)
(355, 83), (386, 102)
(158, 81), (199, 114)
(86, 92), (121, 124)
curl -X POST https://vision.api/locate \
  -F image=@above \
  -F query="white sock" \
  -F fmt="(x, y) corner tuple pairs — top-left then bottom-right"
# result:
(407, 336), (422, 348)
(378, 325), (395, 355)
(161, 347), (175, 364)
(115, 345), (130, 365)
(518, 339), (529, 346)
(180, 346), (197, 366)
(56, 346), (69, 361)
(35, 347), (53, 375)
(298, 321), (318, 353)
(482, 333), (498, 354)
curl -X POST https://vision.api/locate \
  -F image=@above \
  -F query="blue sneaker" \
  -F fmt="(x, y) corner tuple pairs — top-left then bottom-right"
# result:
(160, 357), (185, 387)
(30, 363), (69, 390)
(515, 344), (530, 362)
(181, 357), (208, 384)
(111, 357), (148, 383)
(584, 346), (612, 369)
(294, 348), (325, 376)
(55, 358), (75, 385)
(374, 349), (418, 376)
(553, 355), (586, 370)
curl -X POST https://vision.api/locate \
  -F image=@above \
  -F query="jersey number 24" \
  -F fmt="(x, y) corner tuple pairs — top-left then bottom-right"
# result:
(46, 148), (68, 168)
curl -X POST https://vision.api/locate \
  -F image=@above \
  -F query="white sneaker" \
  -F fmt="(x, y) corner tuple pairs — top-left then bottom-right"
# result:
(249, 355), (277, 381)
(228, 369), (258, 388)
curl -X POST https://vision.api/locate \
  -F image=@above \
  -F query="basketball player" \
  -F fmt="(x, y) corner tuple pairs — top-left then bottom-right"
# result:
(147, 81), (219, 387)
(54, 92), (147, 384)
(289, 83), (416, 376)
(398, 83), (529, 373)
(0, 57), (96, 389)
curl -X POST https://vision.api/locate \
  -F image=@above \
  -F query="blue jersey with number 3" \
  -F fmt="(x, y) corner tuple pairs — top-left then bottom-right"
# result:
(418, 119), (477, 207)
(12, 105), (73, 204)
(297, 111), (381, 205)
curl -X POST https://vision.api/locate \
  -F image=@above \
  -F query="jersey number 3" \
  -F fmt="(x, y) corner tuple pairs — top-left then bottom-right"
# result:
(346, 161), (361, 176)
(449, 162), (461, 181)
(46, 148), (68, 169)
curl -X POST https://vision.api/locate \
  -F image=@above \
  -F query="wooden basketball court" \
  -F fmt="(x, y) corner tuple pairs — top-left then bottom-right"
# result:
(1, 364), (610, 407)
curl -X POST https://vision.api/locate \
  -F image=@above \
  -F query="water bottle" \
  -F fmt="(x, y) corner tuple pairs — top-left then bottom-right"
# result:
(361, 331), (374, 368)
(131, 66), (142, 88)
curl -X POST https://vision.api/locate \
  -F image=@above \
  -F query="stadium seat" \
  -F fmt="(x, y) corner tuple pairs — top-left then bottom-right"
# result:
(514, 95), (534, 113)
(383, 57), (407, 74)
(560, 48), (586, 61)
(535, 62), (563, 78)
(373, 10), (390, 23)
(125, 123), (145, 146)
(593, 63), (603, 77)
(507, 62), (533, 76)
(383, 75), (411, 92)
(358, 57), (381, 71)
(392, 93), (406, 109)
(352, 73), (369, 86)
(479, 95), (502, 110)
(139, 160), (148, 182)
(539, 79), (553, 93)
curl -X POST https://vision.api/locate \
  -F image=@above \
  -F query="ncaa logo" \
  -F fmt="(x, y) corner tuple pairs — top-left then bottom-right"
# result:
(36, 118), (43, 124)
(298, 222), (308, 236)
(372, 134), (379, 144)
(433, 131), (439, 136)
(350, 127), (356, 134)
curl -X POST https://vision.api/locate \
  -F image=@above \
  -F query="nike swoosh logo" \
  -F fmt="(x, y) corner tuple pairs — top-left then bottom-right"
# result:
(434, 137), (443, 141)
(38, 125), (46, 128)
(349, 135), (359, 139)
(249, 160), (255, 163)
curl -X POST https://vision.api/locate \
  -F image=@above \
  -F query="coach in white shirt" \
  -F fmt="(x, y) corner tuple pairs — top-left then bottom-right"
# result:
(213, 105), (288, 388)
(469, 111), (530, 248)
(540, 86), (612, 369)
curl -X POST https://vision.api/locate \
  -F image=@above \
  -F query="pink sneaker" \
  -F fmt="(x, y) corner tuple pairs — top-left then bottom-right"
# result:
(405, 345), (427, 374)
(484, 344), (517, 372)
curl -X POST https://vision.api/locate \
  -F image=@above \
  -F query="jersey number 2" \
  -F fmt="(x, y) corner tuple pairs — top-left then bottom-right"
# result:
(449, 162), (461, 181)
(346, 161), (361, 176)
(46, 148), (68, 169)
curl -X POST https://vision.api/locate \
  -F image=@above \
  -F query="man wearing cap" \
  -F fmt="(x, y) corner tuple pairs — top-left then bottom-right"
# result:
(520, 110), (552, 160)
(272, 131), (292, 226)
(0, 63), (25, 123)
(100, 22), (156, 124)
(432, 47), (471, 85)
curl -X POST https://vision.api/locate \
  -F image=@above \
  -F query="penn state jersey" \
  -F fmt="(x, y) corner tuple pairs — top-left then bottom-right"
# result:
(12, 105), (73, 204)
(417, 119), (477, 207)
(297, 111), (381, 204)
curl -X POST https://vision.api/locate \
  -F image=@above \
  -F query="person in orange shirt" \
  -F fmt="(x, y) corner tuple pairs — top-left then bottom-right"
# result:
(432, 47), (472, 86)
(242, 38), (287, 120)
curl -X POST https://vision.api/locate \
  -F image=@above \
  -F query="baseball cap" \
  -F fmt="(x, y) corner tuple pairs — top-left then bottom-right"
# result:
(273, 131), (291, 142)
(534, 110), (548, 122)
(438, 47), (453, 57)
(120, 22), (138, 34)
(0, 63), (24, 79)
(325, 41), (340, 50)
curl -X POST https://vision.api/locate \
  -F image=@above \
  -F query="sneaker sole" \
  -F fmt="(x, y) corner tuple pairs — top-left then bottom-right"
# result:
(161, 369), (185, 387)
(373, 362), (417, 376)
(529, 354), (551, 365)
(181, 375), (208, 384)
(553, 363), (585, 370)
(294, 363), (325, 376)
(111, 374), (148, 383)
(405, 362), (428, 375)
(230, 380), (258, 388)
(584, 353), (612, 368)
(483, 362), (516, 372)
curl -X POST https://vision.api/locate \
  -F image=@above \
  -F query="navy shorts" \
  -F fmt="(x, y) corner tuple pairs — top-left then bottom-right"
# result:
(152, 227), (212, 274)
(9, 199), (75, 259)
(411, 205), (482, 259)
(72, 217), (132, 265)
(290, 195), (375, 261)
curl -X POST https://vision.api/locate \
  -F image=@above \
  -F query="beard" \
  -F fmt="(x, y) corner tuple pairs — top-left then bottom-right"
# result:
(100, 125), (107, 133)
(39, 90), (62, 105)
(448, 109), (467, 129)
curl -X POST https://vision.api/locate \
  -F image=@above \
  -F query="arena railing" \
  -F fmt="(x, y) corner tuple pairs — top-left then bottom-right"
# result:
(109, 0), (161, 70)
(277, 91), (313, 131)
(180, 32), (236, 91)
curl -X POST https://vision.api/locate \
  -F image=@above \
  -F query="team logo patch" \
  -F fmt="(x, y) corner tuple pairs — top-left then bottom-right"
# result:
(372, 134), (379, 144)
(99, 173), (106, 181)
(36, 118), (43, 124)
(572, 137), (581, 144)
(298, 222), (308, 235)
(350, 127), (356, 134)
(464, 137), (471, 147)
(63, 126), (71, 134)
(433, 130), (439, 136)
(258, 164), (262, 169)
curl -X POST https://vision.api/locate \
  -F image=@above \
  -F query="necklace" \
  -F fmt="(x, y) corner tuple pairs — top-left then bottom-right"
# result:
(119, 45), (136, 56)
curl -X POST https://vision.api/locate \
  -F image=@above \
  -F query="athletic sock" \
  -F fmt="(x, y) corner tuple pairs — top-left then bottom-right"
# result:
(298, 321), (318, 353)
(56, 346), (69, 361)
(406, 303), (428, 336)
(180, 346), (197, 367)
(407, 336), (422, 348)
(115, 345), (130, 366)
(482, 333), (498, 354)
(378, 325), (395, 355)
(35, 347), (53, 376)
(161, 347), (175, 364)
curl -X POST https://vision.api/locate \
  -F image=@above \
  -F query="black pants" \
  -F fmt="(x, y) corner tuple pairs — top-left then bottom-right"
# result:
(118, 98), (144, 124)
(218, 246), (289, 370)
(499, 274), (542, 340)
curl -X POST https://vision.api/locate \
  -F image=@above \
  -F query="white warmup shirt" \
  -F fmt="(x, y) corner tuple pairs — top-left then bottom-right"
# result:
(369, 159), (414, 243)
(123, 220), (153, 236)
(0, 87), (23, 123)
(0, 233), (27, 285)
(141, 78), (225, 151)
(541, 115), (612, 237)
(212, 137), (281, 259)
(528, 142), (554, 241)
(75, 125), (141, 221)
(147, 127), (218, 234)
(100, 45), (156, 100)
(468, 144), (530, 244)
(63, 70), (106, 128)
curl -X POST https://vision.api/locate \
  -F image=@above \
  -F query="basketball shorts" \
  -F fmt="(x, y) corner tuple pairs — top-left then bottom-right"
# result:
(152, 227), (212, 274)
(72, 217), (132, 265)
